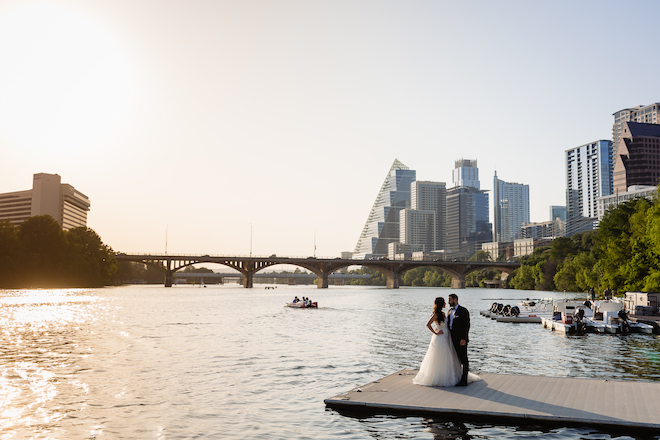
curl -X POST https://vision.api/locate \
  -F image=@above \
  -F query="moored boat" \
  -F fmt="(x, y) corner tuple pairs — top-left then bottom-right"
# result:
(483, 299), (553, 323)
(541, 299), (655, 335)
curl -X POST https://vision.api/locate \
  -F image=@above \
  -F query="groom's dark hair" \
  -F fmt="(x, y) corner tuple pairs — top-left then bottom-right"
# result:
(449, 293), (458, 301)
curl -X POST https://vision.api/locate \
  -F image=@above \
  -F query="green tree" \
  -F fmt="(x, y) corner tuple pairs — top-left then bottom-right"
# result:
(594, 197), (653, 293)
(66, 227), (117, 286)
(470, 250), (491, 262)
(17, 215), (67, 287)
(422, 268), (451, 287)
(465, 268), (498, 287)
(402, 266), (427, 286)
(0, 221), (20, 287)
(347, 267), (386, 286)
(508, 264), (536, 290)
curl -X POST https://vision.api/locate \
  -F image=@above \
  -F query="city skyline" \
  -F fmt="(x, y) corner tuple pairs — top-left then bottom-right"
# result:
(1, 1), (660, 257)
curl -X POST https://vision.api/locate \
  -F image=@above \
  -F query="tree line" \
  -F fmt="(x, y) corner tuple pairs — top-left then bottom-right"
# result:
(0, 215), (118, 288)
(508, 194), (660, 296)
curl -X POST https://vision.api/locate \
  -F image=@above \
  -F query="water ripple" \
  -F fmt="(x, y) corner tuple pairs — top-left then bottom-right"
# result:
(1, 286), (659, 439)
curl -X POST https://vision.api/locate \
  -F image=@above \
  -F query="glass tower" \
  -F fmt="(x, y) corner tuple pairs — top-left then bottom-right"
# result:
(493, 172), (529, 242)
(445, 160), (492, 259)
(354, 159), (416, 258)
(613, 103), (660, 159)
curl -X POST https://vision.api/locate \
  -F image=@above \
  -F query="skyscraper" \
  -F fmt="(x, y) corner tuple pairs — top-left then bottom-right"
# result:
(446, 159), (492, 258)
(613, 121), (660, 193)
(354, 159), (416, 258)
(613, 103), (660, 158)
(409, 181), (446, 251)
(565, 140), (612, 236)
(493, 172), (529, 242)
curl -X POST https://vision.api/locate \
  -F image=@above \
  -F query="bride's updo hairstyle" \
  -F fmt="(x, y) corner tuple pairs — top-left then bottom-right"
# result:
(433, 297), (446, 323)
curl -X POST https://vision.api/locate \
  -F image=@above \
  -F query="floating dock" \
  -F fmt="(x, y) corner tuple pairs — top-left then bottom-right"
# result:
(325, 369), (660, 432)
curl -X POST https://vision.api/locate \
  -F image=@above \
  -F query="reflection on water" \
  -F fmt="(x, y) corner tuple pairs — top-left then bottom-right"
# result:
(0, 285), (659, 439)
(0, 289), (101, 436)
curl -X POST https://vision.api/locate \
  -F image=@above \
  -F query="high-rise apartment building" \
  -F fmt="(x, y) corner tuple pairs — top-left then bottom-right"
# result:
(613, 121), (660, 193)
(613, 103), (660, 158)
(354, 159), (416, 258)
(493, 172), (529, 242)
(565, 140), (612, 236)
(446, 160), (492, 258)
(0, 173), (90, 230)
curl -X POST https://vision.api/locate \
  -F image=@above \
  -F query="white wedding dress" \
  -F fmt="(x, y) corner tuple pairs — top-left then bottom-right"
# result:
(413, 319), (481, 387)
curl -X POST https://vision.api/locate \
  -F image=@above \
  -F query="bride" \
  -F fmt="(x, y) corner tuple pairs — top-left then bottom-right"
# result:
(413, 297), (480, 387)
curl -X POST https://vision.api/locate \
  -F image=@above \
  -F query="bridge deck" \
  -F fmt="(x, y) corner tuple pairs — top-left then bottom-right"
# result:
(325, 369), (660, 432)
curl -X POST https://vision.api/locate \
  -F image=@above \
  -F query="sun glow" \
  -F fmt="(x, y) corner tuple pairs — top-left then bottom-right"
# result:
(0, 2), (137, 152)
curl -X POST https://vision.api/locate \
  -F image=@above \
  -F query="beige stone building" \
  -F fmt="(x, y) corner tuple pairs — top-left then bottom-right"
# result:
(0, 173), (90, 230)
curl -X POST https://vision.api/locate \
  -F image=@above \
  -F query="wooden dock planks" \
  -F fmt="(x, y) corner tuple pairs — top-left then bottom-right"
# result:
(325, 370), (660, 431)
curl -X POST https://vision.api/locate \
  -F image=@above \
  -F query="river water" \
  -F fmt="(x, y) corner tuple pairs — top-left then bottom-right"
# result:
(1, 284), (659, 439)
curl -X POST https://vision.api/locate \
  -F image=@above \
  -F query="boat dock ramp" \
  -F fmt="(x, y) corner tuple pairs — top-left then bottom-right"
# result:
(325, 369), (660, 433)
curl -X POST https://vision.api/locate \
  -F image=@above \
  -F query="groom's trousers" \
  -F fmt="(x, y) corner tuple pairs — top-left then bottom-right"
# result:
(455, 343), (469, 385)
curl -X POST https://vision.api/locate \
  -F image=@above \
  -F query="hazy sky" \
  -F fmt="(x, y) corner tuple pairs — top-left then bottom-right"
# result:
(1, 0), (658, 257)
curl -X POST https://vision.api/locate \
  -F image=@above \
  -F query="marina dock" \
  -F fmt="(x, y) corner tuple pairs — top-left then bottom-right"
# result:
(325, 369), (660, 432)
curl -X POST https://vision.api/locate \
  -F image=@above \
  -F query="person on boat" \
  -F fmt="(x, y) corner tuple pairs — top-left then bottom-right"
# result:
(293, 296), (300, 303)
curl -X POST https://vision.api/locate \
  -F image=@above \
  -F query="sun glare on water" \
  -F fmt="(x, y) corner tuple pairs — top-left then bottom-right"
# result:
(0, 2), (137, 152)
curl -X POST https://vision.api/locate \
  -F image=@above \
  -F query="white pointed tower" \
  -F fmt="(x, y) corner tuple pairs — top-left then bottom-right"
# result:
(354, 159), (416, 258)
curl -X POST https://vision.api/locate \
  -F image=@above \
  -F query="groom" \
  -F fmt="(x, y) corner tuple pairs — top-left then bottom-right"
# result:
(448, 293), (470, 386)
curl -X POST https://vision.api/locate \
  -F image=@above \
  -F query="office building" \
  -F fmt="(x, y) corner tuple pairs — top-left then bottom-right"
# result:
(446, 159), (492, 258)
(514, 237), (553, 258)
(549, 205), (567, 222)
(613, 121), (660, 193)
(493, 172), (529, 242)
(613, 103), (660, 158)
(596, 185), (656, 220)
(520, 219), (565, 240)
(388, 242), (425, 260)
(566, 140), (612, 236)
(0, 173), (90, 230)
(399, 208), (435, 253)
(354, 159), (416, 258)
(481, 241), (514, 261)
(408, 181), (446, 251)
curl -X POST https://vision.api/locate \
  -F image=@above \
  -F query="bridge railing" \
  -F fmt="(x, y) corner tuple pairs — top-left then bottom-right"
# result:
(116, 252), (344, 260)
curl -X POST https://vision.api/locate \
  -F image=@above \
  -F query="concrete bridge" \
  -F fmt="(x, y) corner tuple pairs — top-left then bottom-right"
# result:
(174, 271), (372, 285)
(115, 253), (520, 289)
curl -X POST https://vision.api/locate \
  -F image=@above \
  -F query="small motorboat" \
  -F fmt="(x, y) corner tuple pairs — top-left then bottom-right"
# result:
(285, 301), (318, 309)
(483, 299), (552, 323)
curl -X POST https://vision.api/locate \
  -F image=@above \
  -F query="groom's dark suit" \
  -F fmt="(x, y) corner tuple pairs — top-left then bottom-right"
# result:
(449, 304), (470, 386)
